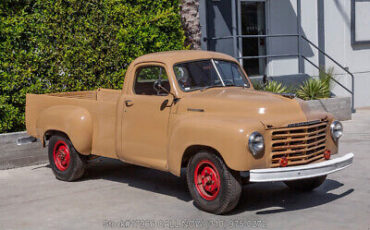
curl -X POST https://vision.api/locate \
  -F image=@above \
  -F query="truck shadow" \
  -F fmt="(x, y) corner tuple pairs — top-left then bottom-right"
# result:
(230, 179), (354, 215)
(83, 157), (192, 202)
(83, 157), (354, 215)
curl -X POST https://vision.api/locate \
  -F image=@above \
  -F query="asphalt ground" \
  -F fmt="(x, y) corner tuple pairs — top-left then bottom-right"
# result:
(0, 109), (369, 230)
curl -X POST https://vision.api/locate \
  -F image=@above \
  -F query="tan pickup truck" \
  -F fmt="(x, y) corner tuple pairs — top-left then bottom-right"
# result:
(26, 50), (353, 214)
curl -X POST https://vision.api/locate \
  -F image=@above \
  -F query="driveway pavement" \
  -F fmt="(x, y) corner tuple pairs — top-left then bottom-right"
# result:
(0, 109), (369, 230)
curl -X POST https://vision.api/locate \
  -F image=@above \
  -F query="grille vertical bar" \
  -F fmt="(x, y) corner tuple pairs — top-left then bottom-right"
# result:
(271, 121), (328, 167)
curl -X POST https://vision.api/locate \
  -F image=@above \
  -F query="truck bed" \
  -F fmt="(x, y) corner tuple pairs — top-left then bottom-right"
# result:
(26, 88), (121, 159)
(47, 88), (121, 101)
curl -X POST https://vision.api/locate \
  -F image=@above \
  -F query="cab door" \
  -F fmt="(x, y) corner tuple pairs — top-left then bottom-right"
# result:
(121, 64), (173, 170)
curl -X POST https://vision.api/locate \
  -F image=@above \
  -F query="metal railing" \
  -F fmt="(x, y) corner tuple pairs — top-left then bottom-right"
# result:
(207, 34), (356, 113)
(301, 36), (355, 113)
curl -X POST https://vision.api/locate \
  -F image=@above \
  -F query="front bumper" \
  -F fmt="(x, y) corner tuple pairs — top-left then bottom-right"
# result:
(249, 153), (354, 182)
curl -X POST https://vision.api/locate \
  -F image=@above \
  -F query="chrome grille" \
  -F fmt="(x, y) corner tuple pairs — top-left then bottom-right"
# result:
(271, 121), (328, 167)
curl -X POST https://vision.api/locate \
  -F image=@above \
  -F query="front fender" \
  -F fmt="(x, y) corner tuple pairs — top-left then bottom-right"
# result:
(36, 105), (93, 155)
(167, 115), (267, 176)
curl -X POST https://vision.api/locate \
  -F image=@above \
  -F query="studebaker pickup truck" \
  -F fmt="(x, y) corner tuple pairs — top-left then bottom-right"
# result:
(26, 50), (353, 214)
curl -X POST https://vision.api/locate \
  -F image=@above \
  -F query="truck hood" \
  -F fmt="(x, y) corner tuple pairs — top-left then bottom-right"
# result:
(178, 87), (330, 128)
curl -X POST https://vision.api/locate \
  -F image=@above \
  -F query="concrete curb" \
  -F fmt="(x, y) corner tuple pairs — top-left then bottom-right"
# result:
(0, 131), (48, 170)
(0, 131), (28, 144)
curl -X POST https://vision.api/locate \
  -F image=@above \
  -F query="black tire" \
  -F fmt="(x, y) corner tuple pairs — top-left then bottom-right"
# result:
(186, 151), (242, 214)
(284, 176), (327, 192)
(48, 135), (86, 181)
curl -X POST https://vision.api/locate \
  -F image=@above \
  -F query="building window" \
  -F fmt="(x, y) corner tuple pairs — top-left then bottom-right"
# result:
(351, 0), (370, 45)
(239, 0), (267, 77)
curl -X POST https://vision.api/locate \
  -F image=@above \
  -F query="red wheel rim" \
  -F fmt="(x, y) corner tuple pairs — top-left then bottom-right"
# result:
(53, 140), (71, 171)
(194, 160), (221, 201)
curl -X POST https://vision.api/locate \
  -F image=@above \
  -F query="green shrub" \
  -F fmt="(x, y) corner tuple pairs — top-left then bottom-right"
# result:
(319, 67), (335, 90)
(296, 67), (334, 100)
(251, 80), (264, 90)
(252, 67), (335, 100)
(296, 78), (330, 100)
(0, 0), (186, 133)
(263, 81), (290, 94)
(252, 80), (289, 94)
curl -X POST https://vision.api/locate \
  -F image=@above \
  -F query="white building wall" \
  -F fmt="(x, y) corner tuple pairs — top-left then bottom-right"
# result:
(267, 0), (298, 76)
(268, 0), (370, 108)
(267, 0), (319, 77)
(300, 0), (319, 77)
(324, 0), (370, 108)
(200, 0), (370, 108)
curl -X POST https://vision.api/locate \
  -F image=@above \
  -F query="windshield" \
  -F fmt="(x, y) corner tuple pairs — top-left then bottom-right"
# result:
(173, 59), (250, 92)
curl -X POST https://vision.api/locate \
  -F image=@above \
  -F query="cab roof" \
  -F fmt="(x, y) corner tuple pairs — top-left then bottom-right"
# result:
(131, 50), (237, 66)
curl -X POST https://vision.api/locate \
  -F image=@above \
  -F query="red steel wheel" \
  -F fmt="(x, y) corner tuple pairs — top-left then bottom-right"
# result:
(48, 135), (86, 181)
(194, 159), (221, 200)
(187, 151), (242, 214)
(53, 140), (71, 171)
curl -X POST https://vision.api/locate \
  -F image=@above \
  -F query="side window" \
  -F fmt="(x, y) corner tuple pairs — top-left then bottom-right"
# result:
(134, 66), (170, 95)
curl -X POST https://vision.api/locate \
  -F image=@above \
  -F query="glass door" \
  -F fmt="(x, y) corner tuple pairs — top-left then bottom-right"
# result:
(238, 0), (267, 77)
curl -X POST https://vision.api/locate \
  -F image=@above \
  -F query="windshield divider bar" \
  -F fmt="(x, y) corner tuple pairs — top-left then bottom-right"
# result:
(211, 59), (225, 87)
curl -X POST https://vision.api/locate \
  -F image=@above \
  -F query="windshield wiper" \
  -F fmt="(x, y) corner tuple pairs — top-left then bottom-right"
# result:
(200, 84), (247, 92)
(200, 85), (224, 92)
(224, 83), (249, 89)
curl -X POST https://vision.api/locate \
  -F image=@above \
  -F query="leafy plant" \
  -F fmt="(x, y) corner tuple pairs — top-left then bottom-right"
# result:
(252, 80), (290, 94)
(251, 80), (264, 90)
(263, 81), (290, 94)
(252, 67), (335, 100)
(296, 78), (330, 100)
(296, 67), (335, 100)
(0, 0), (187, 133)
(319, 66), (335, 90)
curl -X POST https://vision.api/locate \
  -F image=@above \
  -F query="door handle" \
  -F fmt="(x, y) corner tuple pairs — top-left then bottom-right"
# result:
(125, 100), (134, 107)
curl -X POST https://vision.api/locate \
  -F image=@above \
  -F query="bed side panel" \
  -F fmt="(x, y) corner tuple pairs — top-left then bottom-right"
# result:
(26, 93), (119, 158)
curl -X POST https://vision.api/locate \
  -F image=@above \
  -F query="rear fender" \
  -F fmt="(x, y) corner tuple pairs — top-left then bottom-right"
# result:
(36, 105), (93, 155)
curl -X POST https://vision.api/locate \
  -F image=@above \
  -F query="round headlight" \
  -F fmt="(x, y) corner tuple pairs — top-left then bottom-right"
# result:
(248, 132), (265, 156)
(330, 121), (343, 141)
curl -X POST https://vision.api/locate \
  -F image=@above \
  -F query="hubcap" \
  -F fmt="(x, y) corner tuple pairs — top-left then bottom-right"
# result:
(53, 140), (71, 171)
(194, 160), (220, 200)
